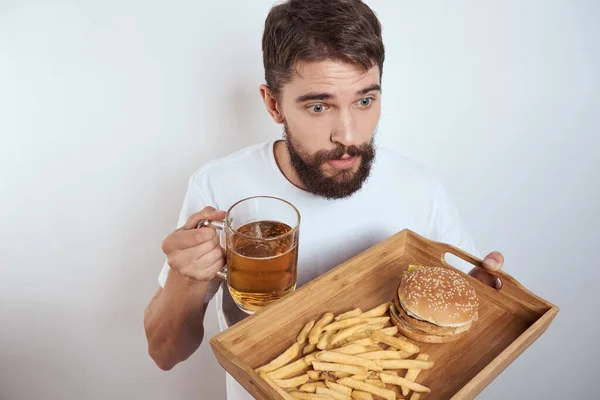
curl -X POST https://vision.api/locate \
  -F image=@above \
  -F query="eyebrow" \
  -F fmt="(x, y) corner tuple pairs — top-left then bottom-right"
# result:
(357, 84), (381, 96)
(295, 83), (382, 103)
(295, 92), (333, 103)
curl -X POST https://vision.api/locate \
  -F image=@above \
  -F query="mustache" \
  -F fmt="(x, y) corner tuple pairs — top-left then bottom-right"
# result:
(312, 143), (374, 164)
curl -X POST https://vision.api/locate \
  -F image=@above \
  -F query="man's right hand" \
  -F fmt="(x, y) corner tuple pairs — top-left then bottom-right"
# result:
(161, 206), (226, 282)
(145, 206), (225, 370)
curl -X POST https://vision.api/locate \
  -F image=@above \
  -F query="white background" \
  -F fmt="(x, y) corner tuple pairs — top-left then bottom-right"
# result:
(1, 0), (598, 399)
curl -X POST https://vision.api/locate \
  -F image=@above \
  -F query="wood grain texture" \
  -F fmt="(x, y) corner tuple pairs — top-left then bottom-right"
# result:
(209, 229), (559, 399)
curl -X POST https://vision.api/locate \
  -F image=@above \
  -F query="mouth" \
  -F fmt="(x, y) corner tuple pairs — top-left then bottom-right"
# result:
(325, 156), (359, 170)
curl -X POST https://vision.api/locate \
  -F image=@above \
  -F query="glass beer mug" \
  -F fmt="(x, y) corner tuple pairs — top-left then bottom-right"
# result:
(197, 196), (300, 314)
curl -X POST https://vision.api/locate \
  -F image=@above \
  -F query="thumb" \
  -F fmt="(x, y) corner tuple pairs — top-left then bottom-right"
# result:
(482, 251), (504, 272)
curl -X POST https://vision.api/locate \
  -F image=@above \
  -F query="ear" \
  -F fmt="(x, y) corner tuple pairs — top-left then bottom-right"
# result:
(259, 84), (284, 124)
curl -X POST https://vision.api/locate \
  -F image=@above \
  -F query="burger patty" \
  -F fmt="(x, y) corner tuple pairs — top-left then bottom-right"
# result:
(393, 292), (472, 337)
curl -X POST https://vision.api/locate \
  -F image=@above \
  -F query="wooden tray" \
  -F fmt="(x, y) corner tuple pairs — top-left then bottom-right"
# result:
(209, 229), (559, 399)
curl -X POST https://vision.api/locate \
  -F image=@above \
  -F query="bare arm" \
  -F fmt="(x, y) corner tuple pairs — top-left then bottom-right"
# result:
(144, 206), (226, 370)
(144, 270), (211, 370)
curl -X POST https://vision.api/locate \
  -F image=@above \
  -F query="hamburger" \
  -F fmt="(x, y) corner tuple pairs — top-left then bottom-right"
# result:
(390, 266), (479, 343)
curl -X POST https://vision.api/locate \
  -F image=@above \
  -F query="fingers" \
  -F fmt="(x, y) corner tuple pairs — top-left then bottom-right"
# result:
(183, 245), (226, 281)
(482, 251), (504, 272)
(166, 236), (220, 270)
(161, 206), (226, 254)
(181, 207), (227, 230)
(469, 267), (502, 289)
(163, 227), (217, 253)
(166, 233), (225, 281)
(160, 205), (227, 282)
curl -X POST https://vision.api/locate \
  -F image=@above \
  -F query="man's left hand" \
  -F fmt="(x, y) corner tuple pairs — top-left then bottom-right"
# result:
(469, 251), (504, 289)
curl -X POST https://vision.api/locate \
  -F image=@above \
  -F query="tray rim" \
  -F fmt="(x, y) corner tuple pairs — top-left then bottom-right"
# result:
(209, 228), (560, 400)
(451, 305), (559, 399)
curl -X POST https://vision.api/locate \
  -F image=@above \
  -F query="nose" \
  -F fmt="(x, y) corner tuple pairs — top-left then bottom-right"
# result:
(330, 109), (360, 148)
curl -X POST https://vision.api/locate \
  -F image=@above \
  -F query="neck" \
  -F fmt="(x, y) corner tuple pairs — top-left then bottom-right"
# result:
(273, 140), (307, 190)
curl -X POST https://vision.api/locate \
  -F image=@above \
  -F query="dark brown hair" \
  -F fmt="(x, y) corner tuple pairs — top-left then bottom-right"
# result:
(262, 0), (385, 97)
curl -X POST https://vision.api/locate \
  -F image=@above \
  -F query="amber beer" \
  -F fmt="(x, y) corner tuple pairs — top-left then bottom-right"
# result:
(197, 196), (301, 314)
(226, 220), (299, 313)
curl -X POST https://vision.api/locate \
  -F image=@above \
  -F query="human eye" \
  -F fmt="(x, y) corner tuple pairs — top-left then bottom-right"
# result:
(357, 97), (375, 108)
(307, 103), (328, 114)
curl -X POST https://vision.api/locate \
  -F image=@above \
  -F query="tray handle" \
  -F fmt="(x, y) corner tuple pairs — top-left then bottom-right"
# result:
(434, 240), (526, 292)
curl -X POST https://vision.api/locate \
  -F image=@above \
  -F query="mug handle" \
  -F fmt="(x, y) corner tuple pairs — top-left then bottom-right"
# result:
(197, 219), (228, 282)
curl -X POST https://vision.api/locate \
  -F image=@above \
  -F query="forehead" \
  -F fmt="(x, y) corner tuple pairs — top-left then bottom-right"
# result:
(283, 59), (380, 98)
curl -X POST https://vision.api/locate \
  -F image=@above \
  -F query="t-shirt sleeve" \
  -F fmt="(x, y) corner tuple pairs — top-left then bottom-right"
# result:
(428, 180), (480, 273)
(157, 173), (222, 304)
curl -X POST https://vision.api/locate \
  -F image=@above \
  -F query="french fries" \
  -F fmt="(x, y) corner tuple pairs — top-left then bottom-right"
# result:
(298, 320), (316, 344)
(323, 317), (364, 332)
(290, 392), (335, 400)
(305, 353), (319, 366)
(325, 381), (353, 395)
(256, 342), (301, 373)
(403, 353), (429, 396)
(316, 386), (352, 400)
(335, 308), (362, 321)
(309, 313), (335, 344)
(330, 323), (371, 345)
(363, 345), (385, 352)
(304, 343), (318, 355)
(360, 302), (391, 319)
(348, 338), (376, 347)
(378, 326), (398, 336)
(375, 359), (434, 370)
(331, 344), (367, 355)
(307, 370), (324, 381)
(307, 370), (337, 382)
(379, 372), (431, 393)
(360, 316), (390, 325)
(299, 381), (328, 393)
(273, 374), (309, 388)
(364, 379), (385, 388)
(318, 329), (337, 350)
(355, 350), (405, 360)
(260, 373), (297, 400)
(355, 321), (388, 334)
(313, 361), (368, 377)
(365, 371), (380, 380)
(268, 358), (310, 379)
(256, 303), (436, 400)
(351, 391), (373, 400)
(337, 377), (396, 400)
(370, 330), (419, 354)
(316, 351), (382, 371)
(344, 332), (369, 342)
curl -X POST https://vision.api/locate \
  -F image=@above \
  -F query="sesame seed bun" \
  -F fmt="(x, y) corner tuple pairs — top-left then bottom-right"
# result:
(391, 266), (479, 343)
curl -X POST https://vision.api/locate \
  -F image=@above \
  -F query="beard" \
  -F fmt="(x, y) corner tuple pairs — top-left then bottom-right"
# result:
(283, 122), (376, 200)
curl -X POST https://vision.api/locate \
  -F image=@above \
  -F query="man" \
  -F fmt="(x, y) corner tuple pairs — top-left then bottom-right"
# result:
(144, 0), (505, 398)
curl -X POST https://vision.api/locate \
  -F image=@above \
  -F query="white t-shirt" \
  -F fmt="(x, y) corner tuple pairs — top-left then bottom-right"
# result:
(157, 139), (478, 399)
